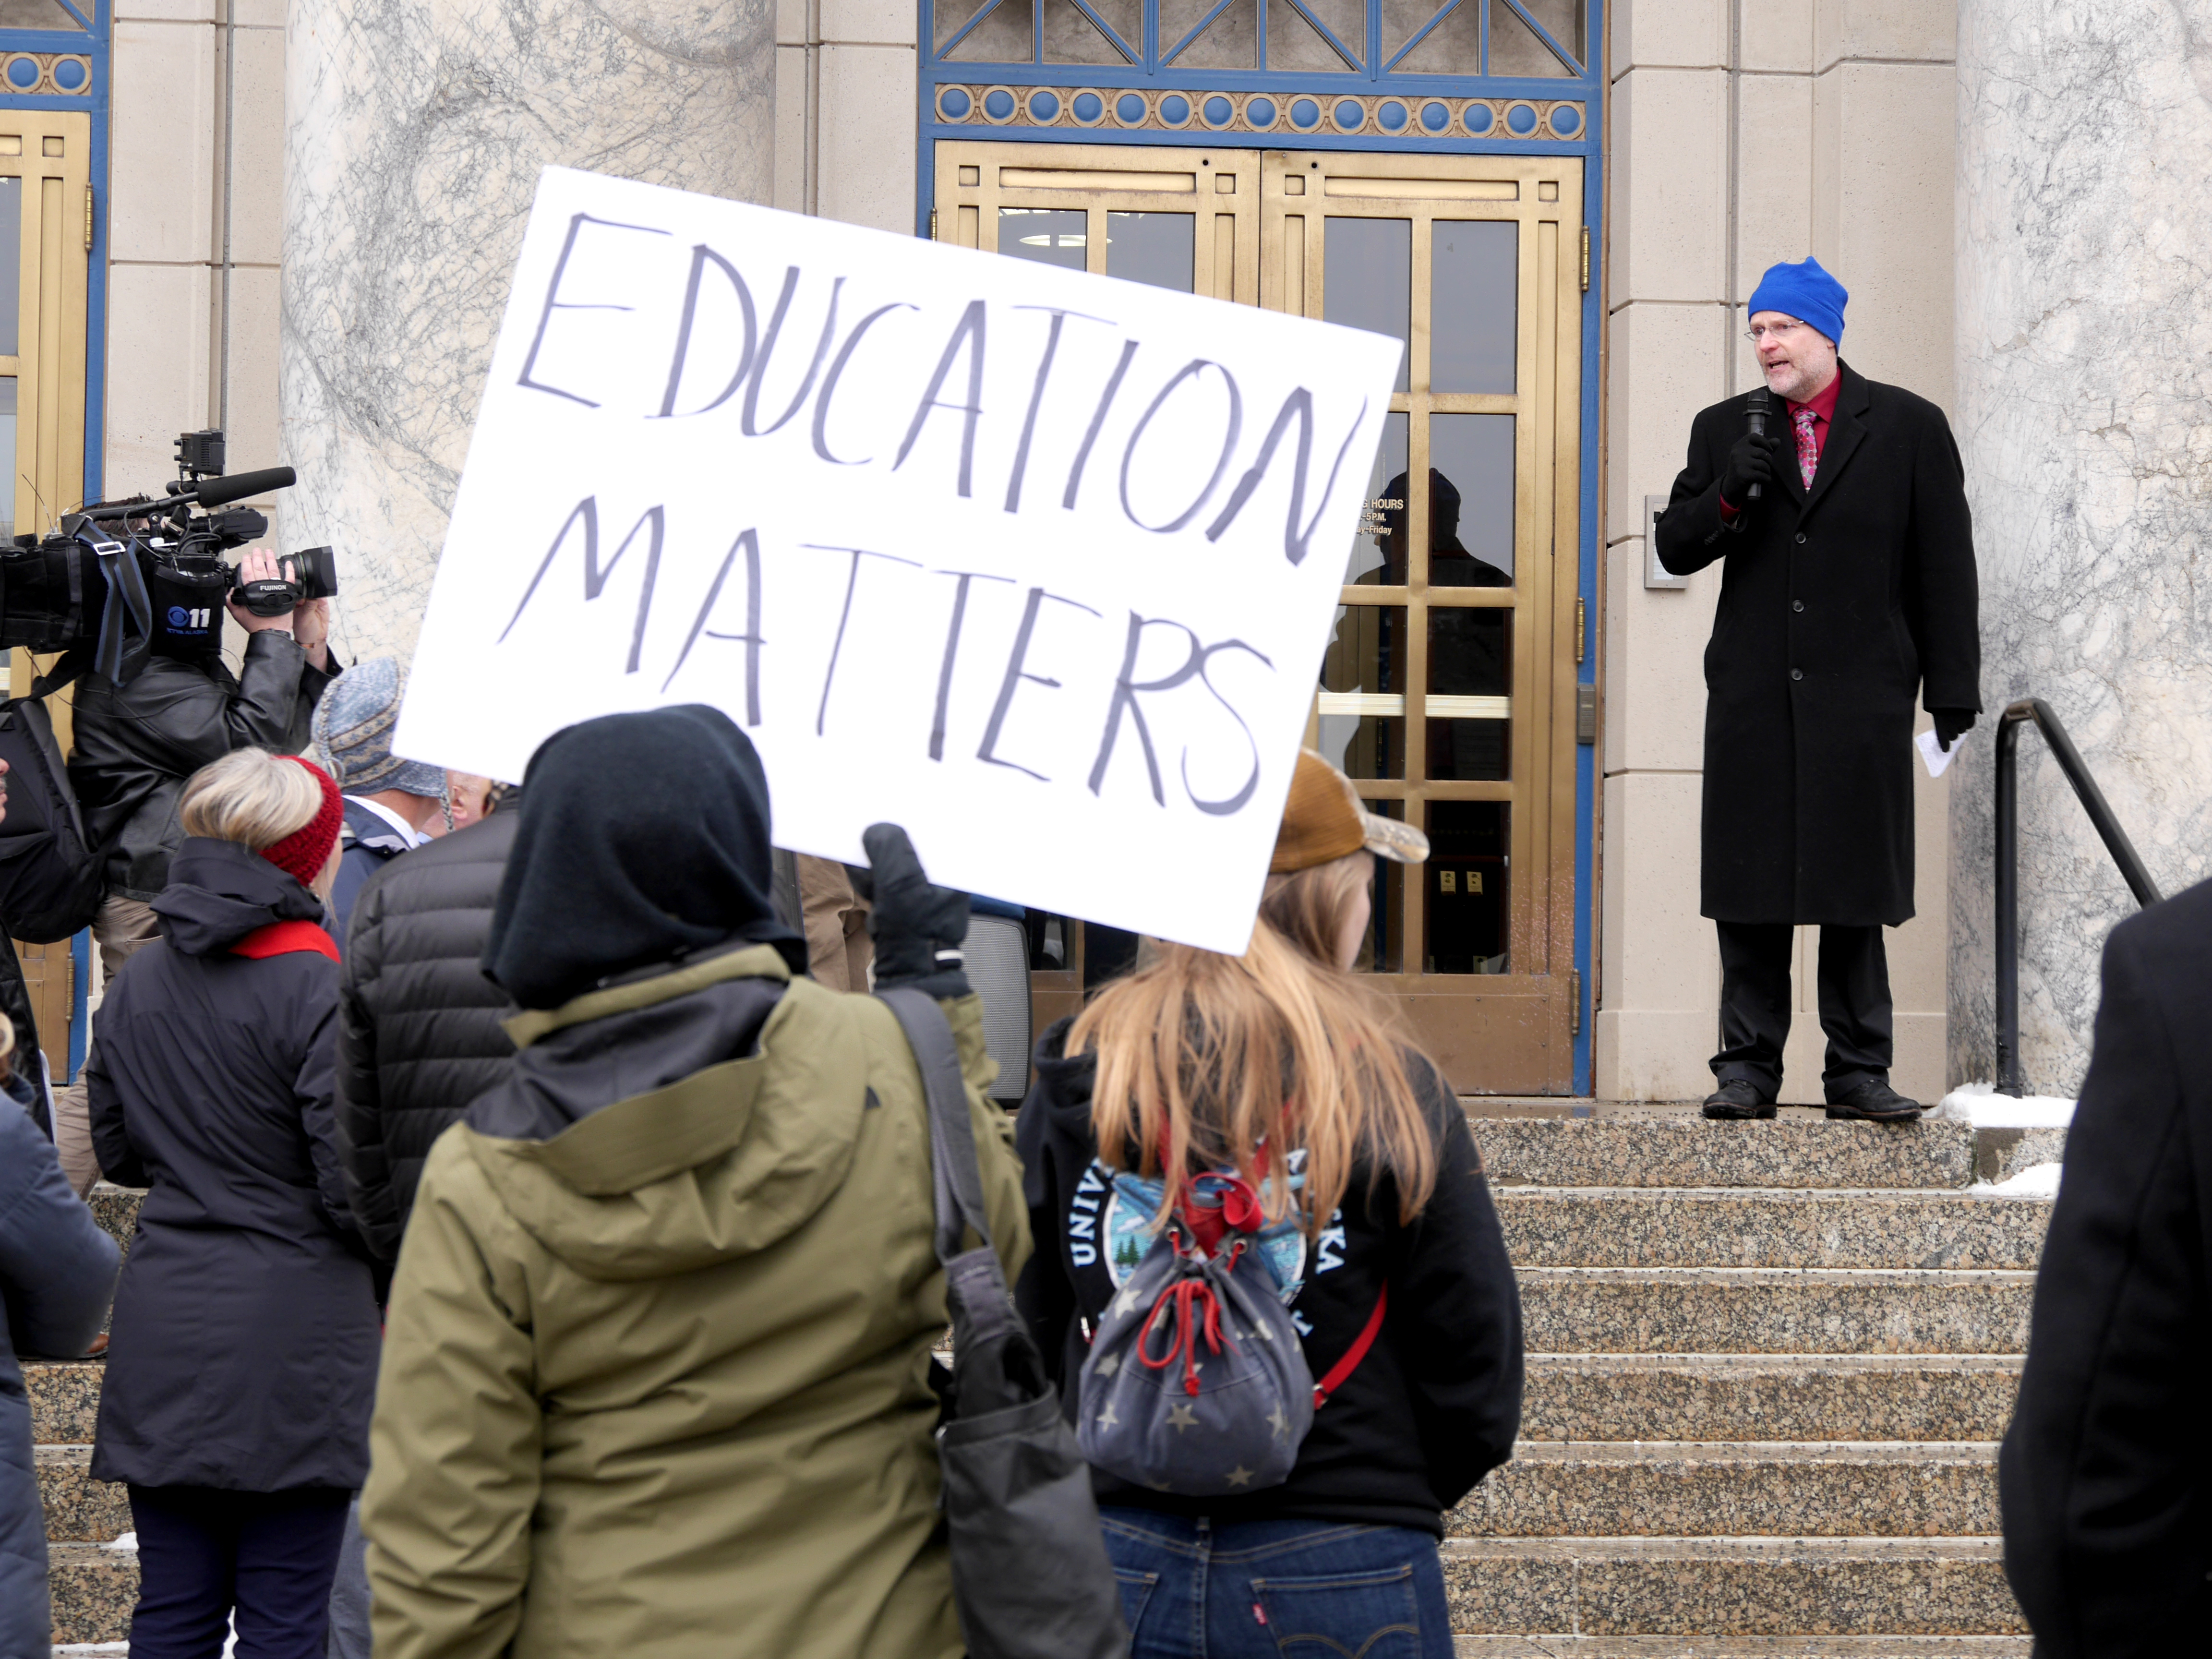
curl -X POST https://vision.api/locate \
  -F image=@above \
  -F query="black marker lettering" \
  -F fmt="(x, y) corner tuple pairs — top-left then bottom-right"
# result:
(813, 545), (922, 735)
(977, 586), (1102, 782)
(517, 213), (671, 409)
(654, 244), (757, 418)
(929, 569), (1016, 761)
(1203, 391), (1369, 566)
(662, 527), (765, 721)
(1004, 305), (1112, 513)
(1064, 339), (1138, 509)
(1183, 639), (1272, 816)
(893, 300), (988, 496)
(499, 496), (665, 673)
(1119, 360), (1243, 533)
(813, 302), (917, 464)
(742, 269), (845, 437)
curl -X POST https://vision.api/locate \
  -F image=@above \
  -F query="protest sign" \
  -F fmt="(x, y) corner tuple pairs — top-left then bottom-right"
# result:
(396, 166), (1400, 953)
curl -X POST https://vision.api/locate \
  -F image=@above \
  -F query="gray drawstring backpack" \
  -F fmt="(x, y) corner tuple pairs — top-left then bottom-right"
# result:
(876, 987), (1129, 1659)
(1074, 1169), (1389, 1497)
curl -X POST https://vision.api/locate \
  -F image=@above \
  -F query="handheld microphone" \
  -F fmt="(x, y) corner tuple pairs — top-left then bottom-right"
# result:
(1744, 388), (1770, 501)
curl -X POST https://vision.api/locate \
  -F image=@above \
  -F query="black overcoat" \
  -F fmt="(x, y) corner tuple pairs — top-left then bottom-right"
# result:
(86, 837), (379, 1491)
(1655, 362), (1980, 925)
(1998, 878), (2212, 1655)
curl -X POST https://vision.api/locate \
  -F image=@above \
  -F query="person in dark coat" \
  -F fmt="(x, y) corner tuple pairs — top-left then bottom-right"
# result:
(1655, 258), (1981, 1122)
(335, 804), (518, 1264)
(86, 747), (378, 1659)
(312, 656), (450, 951)
(1998, 878), (2212, 1655)
(1, 1022), (119, 1659)
(55, 548), (337, 1195)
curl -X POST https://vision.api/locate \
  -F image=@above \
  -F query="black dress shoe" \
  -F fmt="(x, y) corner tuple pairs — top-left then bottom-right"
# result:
(1701, 1080), (1776, 1120)
(1825, 1078), (1923, 1121)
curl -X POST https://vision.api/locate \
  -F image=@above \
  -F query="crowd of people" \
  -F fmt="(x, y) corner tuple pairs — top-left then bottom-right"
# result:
(0, 552), (2204, 1658)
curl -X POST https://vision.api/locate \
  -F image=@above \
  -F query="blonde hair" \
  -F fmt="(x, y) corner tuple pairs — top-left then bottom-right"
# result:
(0, 1010), (14, 1080)
(1068, 851), (1440, 1237)
(179, 749), (323, 851)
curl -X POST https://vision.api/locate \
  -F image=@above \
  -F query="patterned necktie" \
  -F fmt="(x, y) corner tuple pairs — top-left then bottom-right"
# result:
(1793, 406), (1819, 489)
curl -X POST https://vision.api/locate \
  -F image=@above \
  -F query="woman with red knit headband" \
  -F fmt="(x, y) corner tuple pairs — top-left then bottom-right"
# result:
(86, 748), (380, 1659)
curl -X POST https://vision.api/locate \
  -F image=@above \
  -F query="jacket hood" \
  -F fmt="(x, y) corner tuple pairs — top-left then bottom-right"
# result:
(1031, 1016), (1100, 1134)
(152, 836), (327, 955)
(462, 945), (870, 1280)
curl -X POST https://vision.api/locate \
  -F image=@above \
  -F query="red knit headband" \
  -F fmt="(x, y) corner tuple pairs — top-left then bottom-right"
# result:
(262, 756), (344, 888)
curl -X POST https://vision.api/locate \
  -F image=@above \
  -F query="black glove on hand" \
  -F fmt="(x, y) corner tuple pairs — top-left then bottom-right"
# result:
(854, 822), (971, 999)
(1932, 709), (1975, 752)
(1719, 429), (1778, 508)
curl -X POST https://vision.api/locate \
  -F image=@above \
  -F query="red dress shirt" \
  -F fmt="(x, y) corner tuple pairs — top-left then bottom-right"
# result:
(1718, 371), (1841, 519)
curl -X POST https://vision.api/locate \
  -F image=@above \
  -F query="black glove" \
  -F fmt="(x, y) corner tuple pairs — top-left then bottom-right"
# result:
(854, 823), (971, 999)
(1932, 709), (1975, 752)
(1719, 429), (1779, 508)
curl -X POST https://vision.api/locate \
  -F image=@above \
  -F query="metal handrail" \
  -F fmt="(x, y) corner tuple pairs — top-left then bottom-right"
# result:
(1994, 697), (2163, 1096)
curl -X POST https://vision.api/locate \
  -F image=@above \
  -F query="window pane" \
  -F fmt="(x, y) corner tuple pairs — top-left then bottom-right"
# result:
(1350, 410), (1407, 584)
(1324, 218), (1409, 394)
(1358, 797), (1406, 972)
(0, 0), (87, 29)
(1392, 0), (1480, 73)
(1160, 0), (1258, 68)
(943, 0), (1034, 60)
(1319, 604), (1405, 780)
(998, 207), (1086, 270)
(1429, 413), (1515, 583)
(1428, 604), (1509, 780)
(1044, 0), (1140, 63)
(0, 177), (18, 358)
(1269, 0), (1363, 71)
(1106, 212), (1193, 292)
(0, 377), (16, 541)
(1424, 800), (1508, 974)
(1431, 221), (1515, 394)
(1489, 0), (1576, 74)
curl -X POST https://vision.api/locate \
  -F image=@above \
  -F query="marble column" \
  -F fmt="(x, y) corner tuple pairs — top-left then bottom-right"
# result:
(280, 0), (774, 665)
(1951, 0), (2212, 1092)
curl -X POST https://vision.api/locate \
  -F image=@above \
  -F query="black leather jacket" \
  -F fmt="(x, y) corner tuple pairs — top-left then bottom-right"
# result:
(69, 633), (337, 901)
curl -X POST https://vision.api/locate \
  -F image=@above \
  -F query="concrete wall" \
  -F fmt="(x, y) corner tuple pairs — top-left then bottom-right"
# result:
(106, 0), (285, 515)
(1596, 0), (1959, 1103)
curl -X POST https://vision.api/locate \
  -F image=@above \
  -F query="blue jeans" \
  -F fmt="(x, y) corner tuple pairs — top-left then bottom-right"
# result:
(1099, 1509), (1454, 1659)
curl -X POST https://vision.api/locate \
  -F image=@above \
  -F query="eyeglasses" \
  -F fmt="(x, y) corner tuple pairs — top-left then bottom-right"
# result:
(1744, 318), (1806, 343)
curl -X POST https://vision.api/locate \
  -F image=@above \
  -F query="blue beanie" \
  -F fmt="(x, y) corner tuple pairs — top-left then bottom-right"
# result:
(1746, 257), (1847, 346)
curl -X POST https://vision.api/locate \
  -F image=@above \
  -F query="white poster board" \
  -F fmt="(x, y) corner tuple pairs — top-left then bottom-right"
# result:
(396, 167), (1399, 954)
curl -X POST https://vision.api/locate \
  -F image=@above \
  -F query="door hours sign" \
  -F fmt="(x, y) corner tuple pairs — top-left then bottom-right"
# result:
(398, 167), (1401, 953)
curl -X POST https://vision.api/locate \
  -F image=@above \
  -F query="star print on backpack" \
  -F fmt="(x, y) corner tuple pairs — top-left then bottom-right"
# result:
(1074, 1156), (1387, 1497)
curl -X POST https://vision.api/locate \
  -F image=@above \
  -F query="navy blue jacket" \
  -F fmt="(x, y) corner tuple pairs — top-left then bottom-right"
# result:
(1, 1075), (119, 1659)
(328, 798), (414, 956)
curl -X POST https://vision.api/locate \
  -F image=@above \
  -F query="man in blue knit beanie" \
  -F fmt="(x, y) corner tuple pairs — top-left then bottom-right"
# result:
(1652, 257), (1983, 1124)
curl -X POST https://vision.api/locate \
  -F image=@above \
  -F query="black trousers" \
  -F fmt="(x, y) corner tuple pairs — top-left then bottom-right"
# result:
(1712, 921), (1892, 1101)
(125, 1485), (352, 1659)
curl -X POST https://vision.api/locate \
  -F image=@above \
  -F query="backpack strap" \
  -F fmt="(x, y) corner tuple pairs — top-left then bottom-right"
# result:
(1311, 1283), (1388, 1409)
(876, 985), (994, 1263)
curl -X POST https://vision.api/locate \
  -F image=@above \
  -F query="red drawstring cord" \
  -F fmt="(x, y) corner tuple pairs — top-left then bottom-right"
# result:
(1136, 1240), (1244, 1397)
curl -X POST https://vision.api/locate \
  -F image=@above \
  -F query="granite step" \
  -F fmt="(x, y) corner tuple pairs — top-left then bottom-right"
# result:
(1519, 1270), (2034, 1356)
(36, 1446), (130, 1545)
(1452, 1640), (2032, 1657)
(1455, 1443), (1998, 1539)
(1468, 1119), (1979, 1192)
(47, 1544), (135, 1646)
(1441, 1537), (2024, 1635)
(25, 1359), (102, 1446)
(1520, 1356), (2022, 1443)
(1496, 1190), (2050, 1271)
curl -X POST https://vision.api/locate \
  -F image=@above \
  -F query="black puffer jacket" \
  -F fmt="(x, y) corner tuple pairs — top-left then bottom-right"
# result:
(336, 812), (518, 1263)
(86, 837), (378, 1491)
(69, 633), (337, 901)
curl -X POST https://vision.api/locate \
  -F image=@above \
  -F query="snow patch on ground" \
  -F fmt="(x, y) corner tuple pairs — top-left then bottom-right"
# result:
(1968, 1160), (2064, 1200)
(100, 1531), (135, 1551)
(1933, 1082), (2076, 1128)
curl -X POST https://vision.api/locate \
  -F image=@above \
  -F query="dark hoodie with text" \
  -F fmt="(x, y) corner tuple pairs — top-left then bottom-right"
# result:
(1014, 1017), (1524, 1535)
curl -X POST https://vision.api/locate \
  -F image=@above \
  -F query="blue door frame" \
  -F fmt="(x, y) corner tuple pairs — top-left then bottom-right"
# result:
(917, 0), (1603, 1092)
(0, 0), (109, 1079)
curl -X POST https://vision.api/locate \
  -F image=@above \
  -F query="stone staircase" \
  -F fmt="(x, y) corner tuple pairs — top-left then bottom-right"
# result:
(37, 1113), (2057, 1652)
(1445, 1106), (2053, 1655)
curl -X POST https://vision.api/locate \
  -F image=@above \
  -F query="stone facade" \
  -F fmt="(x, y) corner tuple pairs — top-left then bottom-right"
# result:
(1951, 0), (2212, 1094)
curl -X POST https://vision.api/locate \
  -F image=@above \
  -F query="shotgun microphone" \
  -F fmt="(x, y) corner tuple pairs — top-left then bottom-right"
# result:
(1744, 388), (1770, 502)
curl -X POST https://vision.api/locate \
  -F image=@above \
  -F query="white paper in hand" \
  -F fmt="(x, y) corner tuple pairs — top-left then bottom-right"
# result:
(1916, 728), (1955, 779)
(395, 167), (1402, 955)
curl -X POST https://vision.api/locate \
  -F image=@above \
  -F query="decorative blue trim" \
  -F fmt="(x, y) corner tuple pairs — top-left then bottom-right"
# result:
(67, 927), (87, 1081)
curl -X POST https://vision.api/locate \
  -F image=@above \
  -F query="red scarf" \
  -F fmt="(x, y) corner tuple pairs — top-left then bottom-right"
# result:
(231, 920), (339, 962)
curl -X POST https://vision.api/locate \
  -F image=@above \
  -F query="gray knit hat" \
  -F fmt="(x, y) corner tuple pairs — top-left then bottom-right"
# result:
(312, 657), (447, 797)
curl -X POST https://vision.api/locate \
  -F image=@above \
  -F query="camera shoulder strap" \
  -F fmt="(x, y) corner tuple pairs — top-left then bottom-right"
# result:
(27, 646), (88, 701)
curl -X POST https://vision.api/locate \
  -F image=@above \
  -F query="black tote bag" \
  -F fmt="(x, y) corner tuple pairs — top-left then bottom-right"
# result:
(876, 986), (1129, 1659)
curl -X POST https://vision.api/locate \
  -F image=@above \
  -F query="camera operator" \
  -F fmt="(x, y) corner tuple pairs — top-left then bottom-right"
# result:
(49, 546), (338, 1196)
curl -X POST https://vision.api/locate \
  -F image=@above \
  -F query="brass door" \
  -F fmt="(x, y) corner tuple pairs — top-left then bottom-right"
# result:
(936, 144), (1583, 1092)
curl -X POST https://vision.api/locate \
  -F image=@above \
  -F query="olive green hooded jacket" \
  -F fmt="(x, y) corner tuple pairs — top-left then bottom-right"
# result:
(361, 945), (1029, 1659)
